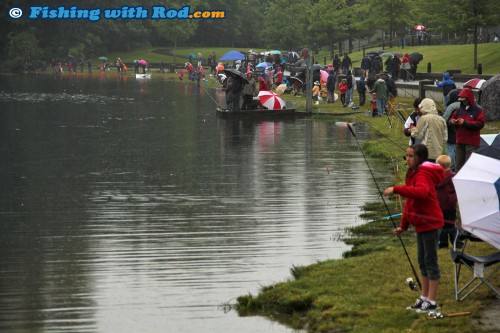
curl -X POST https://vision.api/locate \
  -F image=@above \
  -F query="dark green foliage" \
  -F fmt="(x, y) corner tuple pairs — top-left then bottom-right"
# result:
(2, 0), (499, 69)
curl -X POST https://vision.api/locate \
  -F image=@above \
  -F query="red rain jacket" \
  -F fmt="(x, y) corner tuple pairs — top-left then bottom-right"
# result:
(394, 162), (445, 233)
(449, 88), (485, 147)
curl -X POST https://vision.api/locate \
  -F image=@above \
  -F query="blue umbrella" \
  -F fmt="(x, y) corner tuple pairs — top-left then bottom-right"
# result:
(219, 50), (246, 61)
(256, 62), (273, 68)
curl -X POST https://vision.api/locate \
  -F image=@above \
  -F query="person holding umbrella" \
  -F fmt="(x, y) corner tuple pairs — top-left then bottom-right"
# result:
(232, 75), (244, 112)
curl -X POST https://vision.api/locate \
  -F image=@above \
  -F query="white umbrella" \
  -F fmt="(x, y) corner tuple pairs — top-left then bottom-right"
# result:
(275, 84), (287, 95)
(452, 153), (500, 249)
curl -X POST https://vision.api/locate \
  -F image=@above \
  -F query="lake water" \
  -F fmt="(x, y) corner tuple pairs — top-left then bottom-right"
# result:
(0, 74), (386, 333)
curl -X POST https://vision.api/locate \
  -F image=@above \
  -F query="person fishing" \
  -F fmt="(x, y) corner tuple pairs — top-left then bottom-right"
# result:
(383, 144), (444, 313)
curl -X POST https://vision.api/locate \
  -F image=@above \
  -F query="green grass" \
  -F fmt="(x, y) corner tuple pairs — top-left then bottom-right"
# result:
(101, 44), (500, 74)
(236, 239), (499, 333)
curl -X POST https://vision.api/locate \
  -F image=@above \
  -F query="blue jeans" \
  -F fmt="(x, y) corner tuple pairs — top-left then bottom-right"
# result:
(376, 98), (386, 116)
(446, 143), (456, 170)
(346, 88), (353, 105)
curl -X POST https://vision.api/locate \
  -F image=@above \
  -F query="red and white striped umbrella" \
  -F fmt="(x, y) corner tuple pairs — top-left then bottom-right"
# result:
(464, 78), (487, 89)
(258, 90), (286, 110)
(414, 25), (425, 31)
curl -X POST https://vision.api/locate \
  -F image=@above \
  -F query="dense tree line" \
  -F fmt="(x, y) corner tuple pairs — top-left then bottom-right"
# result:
(1, 0), (498, 70)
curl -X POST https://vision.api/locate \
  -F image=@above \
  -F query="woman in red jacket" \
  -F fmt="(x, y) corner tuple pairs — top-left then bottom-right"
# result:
(383, 144), (444, 313)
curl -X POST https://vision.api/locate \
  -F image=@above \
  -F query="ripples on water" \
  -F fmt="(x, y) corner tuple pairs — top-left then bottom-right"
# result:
(0, 91), (136, 104)
(0, 75), (387, 333)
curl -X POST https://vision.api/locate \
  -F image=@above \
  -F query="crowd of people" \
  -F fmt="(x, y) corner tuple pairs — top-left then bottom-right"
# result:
(394, 84), (486, 313)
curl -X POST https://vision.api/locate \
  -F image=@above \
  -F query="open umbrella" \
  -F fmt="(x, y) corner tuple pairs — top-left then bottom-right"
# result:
(453, 153), (500, 249)
(464, 78), (487, 90)
(288, 51), (300, 63)
(381, 52), (393, 57)
(139, 59), (147, 66)
(217, 73), (227, 83)
(98, 56), (108, 62)
(219, 50), (246, 61)
(288, 76), (303, 85)
(223, 68), (249, 83)
(409, 52), (424, 63)
(269, 50), (281, 55)
(415, 25), (425, 31)
(320, 70), (329, 82)
(275, 84), (287, 95)
(256, 62), (273, 68)
(478, 134), (500, 159)
(258, 90), (286, 110)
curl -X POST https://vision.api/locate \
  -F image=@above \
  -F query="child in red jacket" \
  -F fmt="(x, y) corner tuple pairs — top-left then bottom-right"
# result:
(370, 92), (377, 117)
(383, 144), (445, 313)
(338, 79), (348, 106)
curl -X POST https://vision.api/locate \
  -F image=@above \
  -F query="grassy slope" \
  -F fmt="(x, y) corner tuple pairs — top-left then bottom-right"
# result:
(103, 44), (500, 75)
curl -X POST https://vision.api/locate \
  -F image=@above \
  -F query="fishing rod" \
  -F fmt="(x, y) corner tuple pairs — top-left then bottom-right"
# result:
(199, 82), (224, 109)
(350, 113), (407, 153)
(344, 122), (422, 291)
(396, 110), (408, 124)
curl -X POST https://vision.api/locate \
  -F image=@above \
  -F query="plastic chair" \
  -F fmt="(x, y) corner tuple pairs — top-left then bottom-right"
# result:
(450, 230), (500, 301)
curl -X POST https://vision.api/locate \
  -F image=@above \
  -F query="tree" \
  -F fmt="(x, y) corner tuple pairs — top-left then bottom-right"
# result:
(6, 29), (41, 68)
(363, 0), (414, 47)
(261, 0), (312, 50)
(309, 0), (350, 55)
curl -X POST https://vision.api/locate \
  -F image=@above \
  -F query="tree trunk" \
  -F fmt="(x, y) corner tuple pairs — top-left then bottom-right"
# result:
(473, 24), (478, 70)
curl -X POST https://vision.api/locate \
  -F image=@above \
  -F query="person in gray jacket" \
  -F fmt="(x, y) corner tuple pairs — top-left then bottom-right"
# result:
(411, 98), (448, 162)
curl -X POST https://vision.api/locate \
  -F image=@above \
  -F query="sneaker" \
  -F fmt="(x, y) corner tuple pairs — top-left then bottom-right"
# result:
(406, 298), (424, 310)
(416, 301), (438, 313)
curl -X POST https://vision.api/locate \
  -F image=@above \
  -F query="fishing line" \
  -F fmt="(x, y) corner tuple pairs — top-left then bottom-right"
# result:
(350, 113), (407, 153)
(344, 122), (422, 290)
(199, 82), (223, 109)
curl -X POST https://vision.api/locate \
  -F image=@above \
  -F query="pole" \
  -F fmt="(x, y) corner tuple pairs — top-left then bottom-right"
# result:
(305, 56), (313, 114)
(345, 123), (422, 291)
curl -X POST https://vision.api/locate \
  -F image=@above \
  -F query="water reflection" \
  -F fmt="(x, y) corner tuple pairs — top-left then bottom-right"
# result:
(0, 75), (385, 333)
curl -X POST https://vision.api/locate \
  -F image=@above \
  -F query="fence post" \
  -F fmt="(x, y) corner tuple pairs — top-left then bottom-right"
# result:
(478, 63), (483, 75)
(427, 62), (431, 73)
(419, 80), (434, 99)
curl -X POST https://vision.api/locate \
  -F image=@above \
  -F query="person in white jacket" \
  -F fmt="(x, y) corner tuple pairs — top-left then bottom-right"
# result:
(411, 98), (448, 162)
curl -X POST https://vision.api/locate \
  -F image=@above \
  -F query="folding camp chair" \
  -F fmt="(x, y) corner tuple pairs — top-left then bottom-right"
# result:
(450, 230), (500, 301)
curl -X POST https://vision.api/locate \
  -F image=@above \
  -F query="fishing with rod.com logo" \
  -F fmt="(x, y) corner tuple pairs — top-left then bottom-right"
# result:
(8, 5), (226, 21)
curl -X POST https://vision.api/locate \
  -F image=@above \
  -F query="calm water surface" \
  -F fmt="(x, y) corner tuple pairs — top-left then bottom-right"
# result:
(0, 74), (387, 333)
